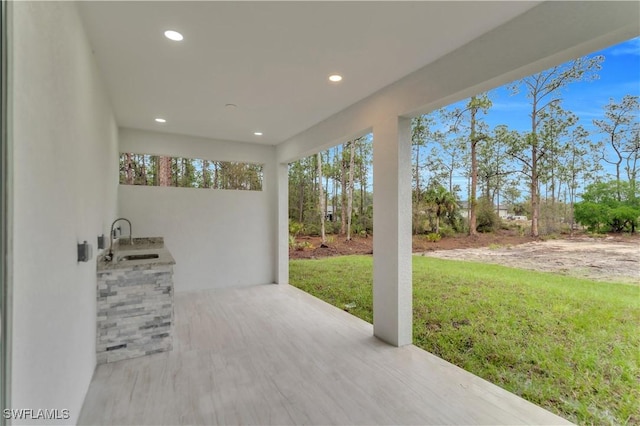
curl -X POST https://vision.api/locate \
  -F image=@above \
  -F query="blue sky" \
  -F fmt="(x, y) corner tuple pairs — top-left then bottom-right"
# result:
(440, 36), (640, 195)
(324, 38), (639, 198)
(480, 36), (640, 133)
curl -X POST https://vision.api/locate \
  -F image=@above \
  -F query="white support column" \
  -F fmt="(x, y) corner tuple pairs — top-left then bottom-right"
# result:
(372, 116), (412, 347)
(275, 161), (289, 284)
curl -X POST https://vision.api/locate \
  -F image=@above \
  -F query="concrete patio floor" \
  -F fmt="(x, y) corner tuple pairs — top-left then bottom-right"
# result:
(78, 284), (571, 425)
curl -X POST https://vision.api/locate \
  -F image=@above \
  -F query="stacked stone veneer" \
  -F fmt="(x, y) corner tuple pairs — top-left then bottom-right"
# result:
(97, 265), (174, 364)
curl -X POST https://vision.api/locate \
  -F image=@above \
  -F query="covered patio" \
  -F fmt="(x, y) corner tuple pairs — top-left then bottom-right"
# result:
(3, 1), (639, 425)
(78, 284), (569, 425)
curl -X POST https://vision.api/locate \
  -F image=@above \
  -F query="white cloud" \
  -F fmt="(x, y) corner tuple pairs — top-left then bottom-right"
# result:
(608, 37), (640, 57)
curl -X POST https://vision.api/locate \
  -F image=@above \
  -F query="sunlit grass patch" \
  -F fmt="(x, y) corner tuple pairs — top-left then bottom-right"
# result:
(290, 256), (640, 425)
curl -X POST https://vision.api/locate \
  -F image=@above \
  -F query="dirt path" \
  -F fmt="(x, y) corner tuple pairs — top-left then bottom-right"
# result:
(291, 233), (639, 284)
(419, 237), (639, 284)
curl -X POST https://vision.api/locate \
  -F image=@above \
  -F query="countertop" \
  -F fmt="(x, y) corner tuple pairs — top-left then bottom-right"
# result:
(97, 237), (175, 272)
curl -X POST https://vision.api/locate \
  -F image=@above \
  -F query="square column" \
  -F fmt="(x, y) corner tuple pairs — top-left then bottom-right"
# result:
(276, 161), (289, 284)
(372, 116), (412, 346)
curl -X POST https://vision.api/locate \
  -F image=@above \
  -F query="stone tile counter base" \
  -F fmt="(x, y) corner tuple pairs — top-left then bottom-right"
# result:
(96, 237), (175, 364)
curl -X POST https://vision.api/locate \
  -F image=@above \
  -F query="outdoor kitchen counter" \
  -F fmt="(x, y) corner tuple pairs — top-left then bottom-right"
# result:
(96, 237), (175, 364)
(96, 237), (175, 271)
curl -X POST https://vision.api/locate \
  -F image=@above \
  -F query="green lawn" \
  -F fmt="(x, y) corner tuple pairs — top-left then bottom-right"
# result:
(290, 256), (640, 425)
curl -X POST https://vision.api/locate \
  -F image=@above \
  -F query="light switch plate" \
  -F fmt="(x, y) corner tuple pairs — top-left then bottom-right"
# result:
(78, 241), (93, 262)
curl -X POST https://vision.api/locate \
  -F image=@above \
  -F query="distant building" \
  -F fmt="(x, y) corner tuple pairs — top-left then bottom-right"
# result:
(326, 206), (334, 222)
(496, 204), (509, 218)
(459, 201), (509, 219)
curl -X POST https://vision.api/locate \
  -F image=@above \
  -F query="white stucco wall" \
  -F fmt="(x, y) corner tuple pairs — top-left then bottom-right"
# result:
(118, 128), (277, 291)
(10, 2), (118, 424)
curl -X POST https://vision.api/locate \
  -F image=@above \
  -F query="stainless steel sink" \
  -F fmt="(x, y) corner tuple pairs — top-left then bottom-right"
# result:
(119, 253), (159, 261)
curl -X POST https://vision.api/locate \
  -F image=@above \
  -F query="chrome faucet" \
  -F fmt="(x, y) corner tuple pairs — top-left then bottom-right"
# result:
(106, 217), (132, 261)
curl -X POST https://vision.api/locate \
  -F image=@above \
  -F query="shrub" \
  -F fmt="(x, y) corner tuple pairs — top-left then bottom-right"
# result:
(325, 221), (341, 234)
(540, 233), (559, 241)
(516, 223), (529, 236)
(559, 224), (572, 235)
(476, 198), (499, 233)
(293, 240), (314, 251)
(608, 206), (639, 233)
(574, 180), (640, 233)
(439, 225), (455, 238)
(299, 241), (314, 250)
(426, 232), (441, 242)
(289, 220), (304, 237)
(304, 222), (321, 236)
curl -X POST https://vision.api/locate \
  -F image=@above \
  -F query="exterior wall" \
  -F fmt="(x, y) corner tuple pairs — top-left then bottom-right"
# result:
(118, 128), (277, 291)
(10, 2), (118, 424)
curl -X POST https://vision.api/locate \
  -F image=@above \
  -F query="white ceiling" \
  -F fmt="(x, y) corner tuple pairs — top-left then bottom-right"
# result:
(78, 1), (539, 145)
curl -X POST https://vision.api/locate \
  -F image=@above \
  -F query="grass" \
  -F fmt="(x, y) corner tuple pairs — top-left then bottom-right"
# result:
(290, 256), (640, 425)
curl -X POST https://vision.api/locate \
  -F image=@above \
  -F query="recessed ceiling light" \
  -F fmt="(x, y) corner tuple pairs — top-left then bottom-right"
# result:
(329, 74), (343, 83)
(155, 118), (166, 123)
(254, 132), (263, 136)
(225, 103), (238, 109)
(164, 30), (183, 41)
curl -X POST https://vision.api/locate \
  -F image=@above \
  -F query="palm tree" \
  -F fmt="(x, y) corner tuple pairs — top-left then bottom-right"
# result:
(425, 184), (457, 234)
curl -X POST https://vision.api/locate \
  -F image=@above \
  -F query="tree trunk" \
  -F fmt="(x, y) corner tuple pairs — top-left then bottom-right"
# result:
(180, 158), (186, 187)
(469, 102), (479, 236)
(334, 146), (339, 224)
(415, 140), (421, 203)
(449, 165), (454, 195)
(613, 133), (622, 202)
(550, 167), (556, 206)
(140, 155), (147, 185)
(298, 180), (304, 223)
(324, 154), (330, 222)
(528, 93), (540, 238)
(202, 159), (210, 188)
(340, 146), (347, 235)
(158, 156), (172, 187)
(347, 141), (355, 240)
(172, 158), (179, 186)
(359, 142), (366, 233)
(531, 134), (540, 237)
(317, 152), (326, 244)
(124, 153), (134, 184)
(333, 174), (337, 224)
